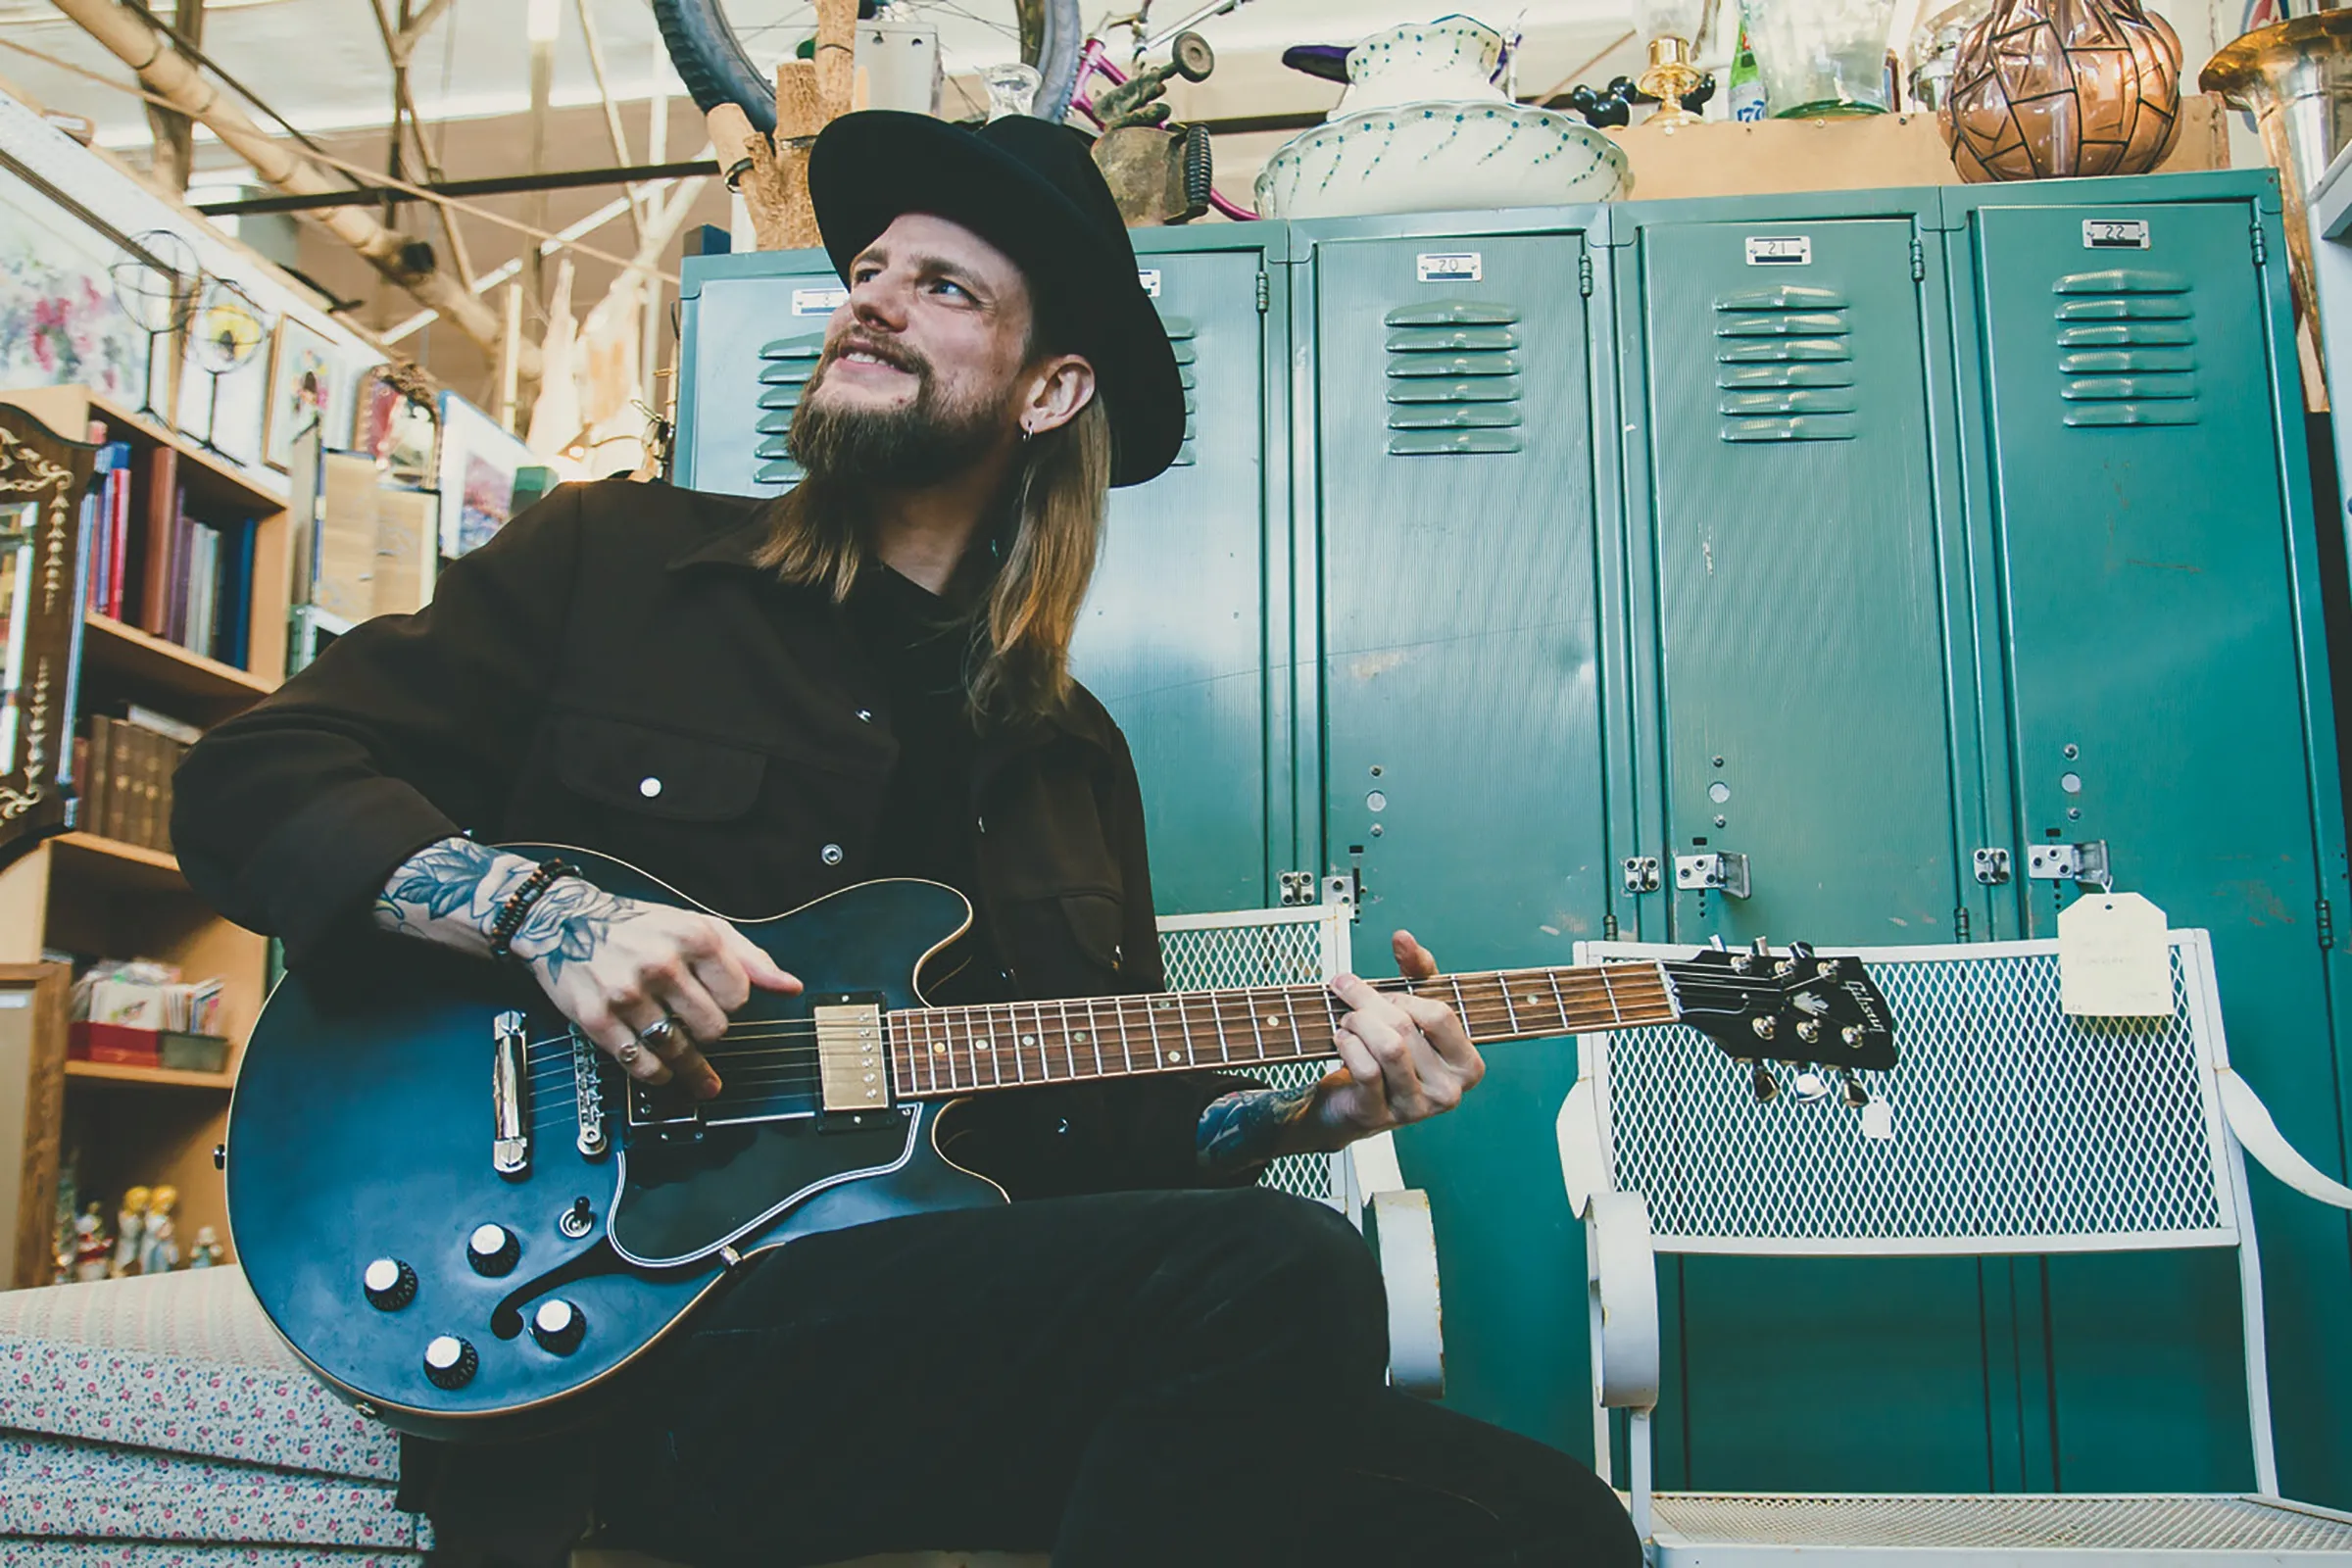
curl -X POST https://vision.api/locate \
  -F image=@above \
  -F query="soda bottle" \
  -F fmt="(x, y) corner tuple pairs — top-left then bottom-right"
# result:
(1729, 5), (1765, 122)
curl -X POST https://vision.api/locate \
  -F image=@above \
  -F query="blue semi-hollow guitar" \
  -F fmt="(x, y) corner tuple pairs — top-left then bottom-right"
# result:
(225, 845), (1895, 1441)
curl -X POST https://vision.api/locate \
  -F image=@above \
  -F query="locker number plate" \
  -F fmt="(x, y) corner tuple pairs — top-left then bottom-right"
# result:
(1745, 235), (1812, 266)
(2083, 219), (2150, 249)
(1417, 252), (1484, 283)
(792, 285), (849, 316)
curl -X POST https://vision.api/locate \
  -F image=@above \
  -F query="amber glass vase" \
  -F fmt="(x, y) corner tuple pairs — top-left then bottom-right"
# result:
(1942, 0), (2182, 181)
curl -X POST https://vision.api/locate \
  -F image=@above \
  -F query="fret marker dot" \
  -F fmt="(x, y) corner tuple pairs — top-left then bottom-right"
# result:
(932, 1044), (945, 1054)
(1165, 1051), (1182, 1063)
(978, 1039), (993, 1050)
(1021, 1034), (1037, 1047)
(1265, 1014), (1282, 1028)
(1074, 1032), (1089, 1044)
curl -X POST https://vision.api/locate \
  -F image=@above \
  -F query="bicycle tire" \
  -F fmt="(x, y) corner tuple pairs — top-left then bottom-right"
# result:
(653, 0), (1084, 136)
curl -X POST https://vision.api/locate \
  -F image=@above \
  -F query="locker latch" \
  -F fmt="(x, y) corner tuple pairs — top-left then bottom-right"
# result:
(1278, 870), (1317, 906)
(1621, 857), (1662, 895)
(1675, 852), (1750, 899)
(1973, 848), (2012, 886)
(2027, 840), (2112, 892)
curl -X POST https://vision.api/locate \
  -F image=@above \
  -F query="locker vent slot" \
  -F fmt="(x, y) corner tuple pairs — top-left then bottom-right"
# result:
(1162, 311), (1198, 467)
(751, 331), (822, 486)
(2052, 270), (2199, 428)
(1384, 302), (1524, 456)
(1712, 285), (1854, 442)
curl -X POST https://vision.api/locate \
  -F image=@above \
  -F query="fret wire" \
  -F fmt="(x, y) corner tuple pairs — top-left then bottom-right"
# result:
(1010, 1002), (1027, 1084)
(982, 1004), (1001, 1088)
(1208, 989), (1233, 1066)
(1544, 969), (1572, 1036)
(1245, 986), (1270, 1062)
(1056, 997), (1078, 1081)
(1115, 992), (1135, 1077)
(1287, 987), (1309, 1059)
(926, 1008), (943, 1095)
(1598, 964), (1622, 1023)
(1030, 1000), (1051, 1082)
(1496, 970), (1522, 1036)
(908, 1011), (925, 1098)
(1083, 995), (1105, 1079)
(1145, 990), (1166, 1069)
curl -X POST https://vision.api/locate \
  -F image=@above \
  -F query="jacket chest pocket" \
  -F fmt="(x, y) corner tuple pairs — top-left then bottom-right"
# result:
(550, 713), (768, 821)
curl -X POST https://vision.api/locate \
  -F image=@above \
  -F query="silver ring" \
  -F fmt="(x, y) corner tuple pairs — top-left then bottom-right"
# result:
(637, 1015), (677, 1050)
(615, 1041), (642, 1065)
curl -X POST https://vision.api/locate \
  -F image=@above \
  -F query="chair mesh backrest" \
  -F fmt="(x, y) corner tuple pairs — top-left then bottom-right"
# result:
(1159, 907), (1349, 1204)
(1583, 939), (2235, 1254)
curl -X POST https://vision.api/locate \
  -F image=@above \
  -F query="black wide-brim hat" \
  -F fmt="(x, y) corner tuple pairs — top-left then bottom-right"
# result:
(806, 111), (1183, 488)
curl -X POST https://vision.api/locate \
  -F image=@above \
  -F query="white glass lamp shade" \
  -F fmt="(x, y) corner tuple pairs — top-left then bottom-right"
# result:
(1634, 0), (1707, 43)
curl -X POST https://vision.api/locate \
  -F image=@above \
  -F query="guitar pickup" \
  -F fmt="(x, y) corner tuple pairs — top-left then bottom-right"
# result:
(814, 996), (890, 1116)
(492, 1009), (529, 1177)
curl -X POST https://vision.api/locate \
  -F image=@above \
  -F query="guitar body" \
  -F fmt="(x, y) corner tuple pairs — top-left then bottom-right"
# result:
(226, 847), (1004, 1441)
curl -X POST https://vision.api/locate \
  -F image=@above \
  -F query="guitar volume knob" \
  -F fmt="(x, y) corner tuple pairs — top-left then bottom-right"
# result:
(466, 1223), (520, 1276)
(363, 1258), (416, 1310)
(529, 1298), (586, 1354)
(422, 1335), (477, 1389)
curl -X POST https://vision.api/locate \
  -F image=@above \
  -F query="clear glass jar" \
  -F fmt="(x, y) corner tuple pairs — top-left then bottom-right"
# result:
(1747, 0), (1900, 117)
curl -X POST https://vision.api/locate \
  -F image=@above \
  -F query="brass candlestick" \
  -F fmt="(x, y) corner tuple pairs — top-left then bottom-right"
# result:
(1640, 34), (1706, 127)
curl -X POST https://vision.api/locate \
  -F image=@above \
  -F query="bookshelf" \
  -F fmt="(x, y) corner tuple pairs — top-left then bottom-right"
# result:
(0, 384), (290, 1280)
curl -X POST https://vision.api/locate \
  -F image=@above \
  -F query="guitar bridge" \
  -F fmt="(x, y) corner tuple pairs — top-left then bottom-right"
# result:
(570, 1030), (609, 1158)
(492, 1009), (529, 1177)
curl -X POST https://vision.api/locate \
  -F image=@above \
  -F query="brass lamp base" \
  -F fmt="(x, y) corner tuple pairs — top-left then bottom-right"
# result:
(1640, 35), (1705, 128)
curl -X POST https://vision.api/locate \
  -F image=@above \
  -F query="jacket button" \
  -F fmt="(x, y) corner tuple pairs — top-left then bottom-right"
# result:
(975, 816), (986, 835)
(855, 709), (873, 722)
(638, 776), (662, 799)
(819, 843), (845, 866)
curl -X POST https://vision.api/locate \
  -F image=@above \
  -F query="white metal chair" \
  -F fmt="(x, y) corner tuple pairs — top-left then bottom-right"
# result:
(1156, 899), (1444, 1398)
(1558, 932), (2352, 1563)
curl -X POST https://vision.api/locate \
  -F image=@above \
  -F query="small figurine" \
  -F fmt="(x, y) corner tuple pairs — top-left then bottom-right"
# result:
(138, 1185), (179, 1275)
(187, 1226), (222, 1269)
(112, 1186), (149, 1278)
(72, 1204), (110, 1283)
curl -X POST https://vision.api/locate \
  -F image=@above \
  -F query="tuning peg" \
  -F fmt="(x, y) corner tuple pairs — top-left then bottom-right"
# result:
(1792, 1065), (1831, 1103)
(1840, 1069), (1869, 1109)
(1788, 940), (1815, 963)
(1751, 936), (1771, 956)
(1748, 1060), (1780, 1102)
(1708, 935), (1729, 951)
(1860, 1100), (1894, 1142)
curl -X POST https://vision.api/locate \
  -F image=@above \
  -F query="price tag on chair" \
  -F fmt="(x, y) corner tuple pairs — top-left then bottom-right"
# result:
(2058, 892), (2171, 1016)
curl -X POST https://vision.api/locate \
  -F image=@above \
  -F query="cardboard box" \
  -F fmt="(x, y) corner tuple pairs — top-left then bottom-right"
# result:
(159, 1031), (229, 1073)
(69, 1020), (160, 1066)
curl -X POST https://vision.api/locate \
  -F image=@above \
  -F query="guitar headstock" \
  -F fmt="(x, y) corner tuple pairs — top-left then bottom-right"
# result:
(1661, 941), (1896, 1073)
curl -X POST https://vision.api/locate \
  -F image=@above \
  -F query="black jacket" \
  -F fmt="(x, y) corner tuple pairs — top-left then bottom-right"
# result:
(172, 477), (1256, 1197)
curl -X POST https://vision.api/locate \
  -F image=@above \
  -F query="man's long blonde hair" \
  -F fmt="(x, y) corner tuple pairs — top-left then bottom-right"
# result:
(753, 391), (1114, 728)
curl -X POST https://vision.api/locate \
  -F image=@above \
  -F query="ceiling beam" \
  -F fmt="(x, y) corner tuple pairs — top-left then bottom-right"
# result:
(191, 158), (723, 215)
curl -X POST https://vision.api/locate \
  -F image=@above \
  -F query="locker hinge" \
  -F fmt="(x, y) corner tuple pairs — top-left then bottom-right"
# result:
(1910, 237), (1926, 282)
(1254, 270), (1270, 313)
(1954, 906), (1972, 943)
(1579, 253), (1594, 297)
(1602, 910), (1620, 942)
(2253, 221), (2269, 269)
(2321, 897), (2335, 952)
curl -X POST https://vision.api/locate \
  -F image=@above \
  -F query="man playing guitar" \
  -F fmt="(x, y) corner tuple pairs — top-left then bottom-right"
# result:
(173, 112), (1639, 1568)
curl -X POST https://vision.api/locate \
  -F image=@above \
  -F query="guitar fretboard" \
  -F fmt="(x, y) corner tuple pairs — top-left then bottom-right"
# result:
(886, 961), (1677, 1100)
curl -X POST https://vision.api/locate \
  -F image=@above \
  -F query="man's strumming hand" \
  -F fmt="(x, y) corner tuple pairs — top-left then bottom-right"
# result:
(373, 838), (800, 1099)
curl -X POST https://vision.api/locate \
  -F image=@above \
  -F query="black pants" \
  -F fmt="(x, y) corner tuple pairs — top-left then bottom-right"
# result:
(590, 1187), (1639, 1568)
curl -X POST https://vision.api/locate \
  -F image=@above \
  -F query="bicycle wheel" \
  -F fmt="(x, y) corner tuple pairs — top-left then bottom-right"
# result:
(655, 0), (1083, 135)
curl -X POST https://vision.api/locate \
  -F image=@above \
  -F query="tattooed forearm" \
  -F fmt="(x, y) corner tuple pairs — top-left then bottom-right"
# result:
(505, 877), (629, 982)
(373, 837), (541, 947)
(1197, 1082), (1323, 1174)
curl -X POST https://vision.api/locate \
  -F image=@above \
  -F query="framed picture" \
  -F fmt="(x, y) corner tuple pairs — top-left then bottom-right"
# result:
(263, 316), (335, 471)
(435, 392), (535, 559)
(352, 362), (438, 485)
(0, 961), (69, 1290)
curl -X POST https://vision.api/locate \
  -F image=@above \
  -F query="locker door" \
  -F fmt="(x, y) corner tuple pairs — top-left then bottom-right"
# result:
(1071, 242), (1283, 914)
(1625, 213), (1990, 1491)
(1311, 227), (1610, 1450)
(677, 258), (845, 496)
(1967, 197), (2352, 1499)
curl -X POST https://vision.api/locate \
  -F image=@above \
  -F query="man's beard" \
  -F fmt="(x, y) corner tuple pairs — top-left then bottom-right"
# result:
(788, 338), (1009, 488)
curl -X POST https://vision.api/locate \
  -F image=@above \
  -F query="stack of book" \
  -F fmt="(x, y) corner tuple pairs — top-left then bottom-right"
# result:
(67, 958), (228, 1072)
(75, 707), (199, 852)
(81, 427), (258, 668)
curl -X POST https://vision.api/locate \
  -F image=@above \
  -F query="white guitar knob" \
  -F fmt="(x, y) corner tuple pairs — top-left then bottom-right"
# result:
(422, 1335), (477, 1389)
(530, 1298), (586, 1354)
(466, 1223), (520, 1276)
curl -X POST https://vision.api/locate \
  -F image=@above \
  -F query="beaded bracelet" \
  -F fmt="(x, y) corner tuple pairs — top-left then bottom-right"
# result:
(487, 858), (580, 961)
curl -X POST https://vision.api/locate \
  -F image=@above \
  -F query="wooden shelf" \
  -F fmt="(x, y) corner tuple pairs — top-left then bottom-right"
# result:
(81, 613), (276, 715)
(65, 1060), (234, 1091)
(48, 831), (186, 894)
(76, 392), (285, 517)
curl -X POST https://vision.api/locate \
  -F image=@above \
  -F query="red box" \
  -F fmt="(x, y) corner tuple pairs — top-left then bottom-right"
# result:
(69, 1021), (162, 1066)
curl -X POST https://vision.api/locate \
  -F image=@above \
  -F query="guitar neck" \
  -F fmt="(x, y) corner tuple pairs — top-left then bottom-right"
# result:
(885, 961), (1679, 1101)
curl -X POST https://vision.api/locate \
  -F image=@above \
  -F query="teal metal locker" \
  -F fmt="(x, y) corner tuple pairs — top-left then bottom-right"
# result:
(674, 249), (847, 495)
(1609, 191), (1997, 1494)
(1942, 171), (2352, 1503)
(1067, 227), (1295, 915)
(1292, 209), (1625, 1453)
